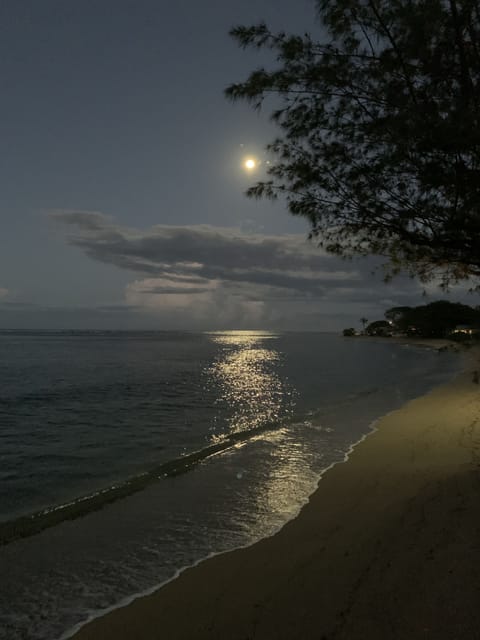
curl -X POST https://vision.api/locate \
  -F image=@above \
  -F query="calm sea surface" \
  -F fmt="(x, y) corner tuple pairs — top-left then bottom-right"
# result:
(0, 330), (460, 639)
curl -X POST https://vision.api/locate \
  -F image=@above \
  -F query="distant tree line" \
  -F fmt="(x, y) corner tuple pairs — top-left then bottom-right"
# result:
(343, 300), (480, 339)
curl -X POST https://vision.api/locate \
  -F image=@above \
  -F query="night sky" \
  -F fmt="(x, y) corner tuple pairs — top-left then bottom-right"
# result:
(0, 1), (467, 331)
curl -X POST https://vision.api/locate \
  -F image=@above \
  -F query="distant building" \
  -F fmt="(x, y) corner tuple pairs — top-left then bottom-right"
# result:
(450, 325), (480, 336)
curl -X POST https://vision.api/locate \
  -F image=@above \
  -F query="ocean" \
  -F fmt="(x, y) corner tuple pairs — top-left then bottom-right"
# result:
(0, 330), (460, 640)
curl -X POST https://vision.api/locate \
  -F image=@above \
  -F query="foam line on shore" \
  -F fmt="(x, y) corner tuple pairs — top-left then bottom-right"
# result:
(0, 418), (295, 547)
(61, 349), (467, 640)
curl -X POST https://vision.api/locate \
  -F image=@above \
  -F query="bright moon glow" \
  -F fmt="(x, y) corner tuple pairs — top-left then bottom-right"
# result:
(244, 158), (256, 170)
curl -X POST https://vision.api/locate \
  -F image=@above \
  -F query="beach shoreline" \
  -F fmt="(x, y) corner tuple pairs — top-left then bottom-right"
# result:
(352, 335), (462, 350)
(69, 341), (480, 640)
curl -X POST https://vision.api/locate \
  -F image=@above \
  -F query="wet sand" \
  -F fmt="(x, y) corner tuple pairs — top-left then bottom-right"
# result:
(72, 347), (480, 640)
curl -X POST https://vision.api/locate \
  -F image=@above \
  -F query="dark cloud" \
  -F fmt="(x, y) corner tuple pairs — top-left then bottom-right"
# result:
(50, 210), (361, 297)
(137, 286), (214, 295)
(48, 210), (452, 330)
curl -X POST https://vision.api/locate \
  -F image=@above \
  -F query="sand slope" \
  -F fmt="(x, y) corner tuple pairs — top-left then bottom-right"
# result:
(72, 361), (480, 640)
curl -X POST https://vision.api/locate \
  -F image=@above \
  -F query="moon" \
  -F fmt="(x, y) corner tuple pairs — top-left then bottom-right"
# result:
(244, 158), (256, 170)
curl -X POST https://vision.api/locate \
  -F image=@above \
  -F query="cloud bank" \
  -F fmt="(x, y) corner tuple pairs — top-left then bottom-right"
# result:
(48, 210), (426, 330)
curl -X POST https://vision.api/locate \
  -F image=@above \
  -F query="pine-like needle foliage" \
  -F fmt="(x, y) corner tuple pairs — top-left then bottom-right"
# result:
(226, 1), (480, 287)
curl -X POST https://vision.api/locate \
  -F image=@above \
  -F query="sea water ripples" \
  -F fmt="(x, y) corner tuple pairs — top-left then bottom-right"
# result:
(0, 331), (462, 640)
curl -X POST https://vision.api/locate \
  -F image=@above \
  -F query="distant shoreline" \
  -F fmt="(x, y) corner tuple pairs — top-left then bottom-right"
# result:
(350, 335), (461, 350)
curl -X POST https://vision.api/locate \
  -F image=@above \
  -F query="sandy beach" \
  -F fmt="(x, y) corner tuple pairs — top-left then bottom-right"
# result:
(72, 345), (480, 640)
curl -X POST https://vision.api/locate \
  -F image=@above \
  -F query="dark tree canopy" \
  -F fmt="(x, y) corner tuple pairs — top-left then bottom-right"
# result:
(366, 319), (392, 335)
(384, 305), (414, 331)
(385, 300), (480, 336)
(226, 0), (480, 287)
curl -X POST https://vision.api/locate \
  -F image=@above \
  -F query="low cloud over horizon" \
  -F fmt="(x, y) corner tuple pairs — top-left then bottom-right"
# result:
(1, 210), (465, 331)
(13, 209), (430, 331)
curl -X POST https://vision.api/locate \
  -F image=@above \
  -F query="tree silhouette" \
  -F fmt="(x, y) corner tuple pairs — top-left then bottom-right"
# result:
(227, 1), (480, 288)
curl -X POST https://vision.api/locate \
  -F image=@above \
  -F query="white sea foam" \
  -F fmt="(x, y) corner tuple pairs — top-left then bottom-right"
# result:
(0, 332), (462, 640)
(59, 363), (464, 640)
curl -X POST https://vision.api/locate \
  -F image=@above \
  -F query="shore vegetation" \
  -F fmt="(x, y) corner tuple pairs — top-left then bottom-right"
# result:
(345, 299), (480, 338)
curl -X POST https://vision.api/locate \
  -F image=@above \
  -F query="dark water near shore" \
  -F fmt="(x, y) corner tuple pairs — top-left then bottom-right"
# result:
(0, 331), (460, 639)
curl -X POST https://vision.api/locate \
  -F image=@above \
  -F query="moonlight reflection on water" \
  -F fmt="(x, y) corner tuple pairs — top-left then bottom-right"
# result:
(207, 331), (293, 434)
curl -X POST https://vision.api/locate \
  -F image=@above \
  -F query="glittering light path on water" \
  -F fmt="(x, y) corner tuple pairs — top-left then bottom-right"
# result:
(207, 331), (294, 436)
